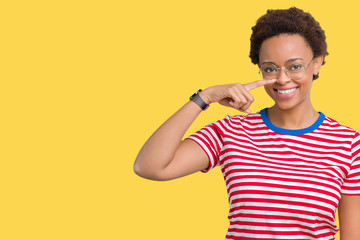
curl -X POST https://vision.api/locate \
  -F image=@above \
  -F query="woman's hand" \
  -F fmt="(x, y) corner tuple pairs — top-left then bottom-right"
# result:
(200, 79), (276, 113)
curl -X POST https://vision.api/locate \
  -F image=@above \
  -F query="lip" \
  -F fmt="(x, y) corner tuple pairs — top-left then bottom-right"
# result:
(273, 86), (299, 99)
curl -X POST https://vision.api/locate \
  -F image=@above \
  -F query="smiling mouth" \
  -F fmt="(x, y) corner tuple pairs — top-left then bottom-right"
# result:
(275, 87), (298, 94)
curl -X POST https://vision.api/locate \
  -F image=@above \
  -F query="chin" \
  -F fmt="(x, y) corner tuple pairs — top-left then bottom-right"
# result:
(272, 97), (308, 112)
(274, 102), (297, 111)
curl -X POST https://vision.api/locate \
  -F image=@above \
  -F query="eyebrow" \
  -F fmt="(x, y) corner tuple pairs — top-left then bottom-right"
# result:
(260, 58), (304, 66)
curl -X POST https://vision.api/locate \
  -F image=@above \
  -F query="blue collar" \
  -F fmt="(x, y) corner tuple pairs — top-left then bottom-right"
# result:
(260, 108), (325, 135)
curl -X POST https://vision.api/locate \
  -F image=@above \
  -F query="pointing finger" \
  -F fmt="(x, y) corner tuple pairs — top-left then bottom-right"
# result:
(244, 79), (276, 91)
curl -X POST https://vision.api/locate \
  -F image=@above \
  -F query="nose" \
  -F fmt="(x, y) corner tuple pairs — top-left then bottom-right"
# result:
(276, 67), (291, 84)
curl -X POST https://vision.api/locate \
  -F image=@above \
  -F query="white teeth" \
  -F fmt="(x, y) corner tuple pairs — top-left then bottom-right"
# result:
(277, 88), (297, 94)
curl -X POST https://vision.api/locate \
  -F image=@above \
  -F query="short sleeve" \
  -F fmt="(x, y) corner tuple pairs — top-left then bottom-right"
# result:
(186, 116), (229, 173)
(341, 131), (360, 195)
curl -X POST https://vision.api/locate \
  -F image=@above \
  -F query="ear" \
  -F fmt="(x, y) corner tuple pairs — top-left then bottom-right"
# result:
(313, 55), (324, 75)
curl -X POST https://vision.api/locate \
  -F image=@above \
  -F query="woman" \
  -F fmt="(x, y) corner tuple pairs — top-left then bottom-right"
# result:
(134, 7), (360, 240)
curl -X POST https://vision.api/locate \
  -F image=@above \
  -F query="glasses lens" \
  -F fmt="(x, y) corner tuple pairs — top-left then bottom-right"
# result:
(286, 63), (305, 80)
(260, 64), (278, 80)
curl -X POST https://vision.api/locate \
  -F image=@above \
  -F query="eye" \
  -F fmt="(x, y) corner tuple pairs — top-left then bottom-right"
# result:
(289, 64), (303, 71)
(263, 66), (277, 73)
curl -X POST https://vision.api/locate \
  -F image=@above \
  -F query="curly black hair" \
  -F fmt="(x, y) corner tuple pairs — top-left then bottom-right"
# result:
(250, 7), (329, 80)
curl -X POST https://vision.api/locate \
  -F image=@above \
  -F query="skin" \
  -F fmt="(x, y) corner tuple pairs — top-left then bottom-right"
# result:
(338, 194), (360, 240)
(134, 33), (360, 239)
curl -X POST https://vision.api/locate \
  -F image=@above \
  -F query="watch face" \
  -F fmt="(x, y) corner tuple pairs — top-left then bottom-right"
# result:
(190, 90), (201, 98)
(190, 90), (201, 100)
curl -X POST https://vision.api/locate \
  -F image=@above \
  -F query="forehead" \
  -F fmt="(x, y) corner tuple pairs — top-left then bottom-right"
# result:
(259, 34), (313, 64)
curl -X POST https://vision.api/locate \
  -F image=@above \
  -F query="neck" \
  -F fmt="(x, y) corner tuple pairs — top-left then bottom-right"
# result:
(266, 102), (319, 130)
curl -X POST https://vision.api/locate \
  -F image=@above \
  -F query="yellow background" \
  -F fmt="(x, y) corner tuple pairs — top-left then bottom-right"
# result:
(1, 0), (359, 239)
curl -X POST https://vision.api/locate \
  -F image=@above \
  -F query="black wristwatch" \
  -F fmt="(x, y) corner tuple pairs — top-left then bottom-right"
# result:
(189, 89), (209, 111)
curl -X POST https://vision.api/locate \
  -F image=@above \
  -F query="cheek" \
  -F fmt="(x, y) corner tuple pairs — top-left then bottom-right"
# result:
(306, 66), (316, 81)
(303, 73), (314, 88)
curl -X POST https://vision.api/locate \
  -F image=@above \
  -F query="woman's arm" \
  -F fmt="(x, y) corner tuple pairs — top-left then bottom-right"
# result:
(134, 100), (208, 181)
(338, 194), (360, 240)
(133, 80), (276, 181)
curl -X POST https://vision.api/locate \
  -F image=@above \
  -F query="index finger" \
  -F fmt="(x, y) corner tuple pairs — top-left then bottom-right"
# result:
(244, 79), (276, 91)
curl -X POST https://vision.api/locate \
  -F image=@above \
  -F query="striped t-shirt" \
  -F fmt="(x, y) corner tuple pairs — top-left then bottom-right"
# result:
(187, 109), (360, 240)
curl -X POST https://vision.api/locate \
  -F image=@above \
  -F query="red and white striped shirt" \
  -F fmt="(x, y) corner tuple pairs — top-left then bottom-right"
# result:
(187, 109), (360, 240)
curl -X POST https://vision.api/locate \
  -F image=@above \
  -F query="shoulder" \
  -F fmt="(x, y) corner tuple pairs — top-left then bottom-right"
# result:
(318, 115), (359, 142)
(225, 111), (262, 123)
(321, 116), (358, 134)
(214, 111), (265, 133)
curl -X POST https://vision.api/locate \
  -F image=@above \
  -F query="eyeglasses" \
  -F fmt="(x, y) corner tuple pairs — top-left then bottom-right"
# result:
(259, 57), (314, 80)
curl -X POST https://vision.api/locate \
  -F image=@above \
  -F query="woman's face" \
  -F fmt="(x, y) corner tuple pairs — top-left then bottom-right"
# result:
(259, 34), (323, 111)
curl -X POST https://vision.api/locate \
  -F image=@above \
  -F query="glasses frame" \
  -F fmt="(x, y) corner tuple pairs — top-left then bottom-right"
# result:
(259, 56), (315, 81)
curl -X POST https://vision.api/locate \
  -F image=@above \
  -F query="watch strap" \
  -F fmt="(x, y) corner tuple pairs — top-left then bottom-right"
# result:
(189, 89), (209, 111)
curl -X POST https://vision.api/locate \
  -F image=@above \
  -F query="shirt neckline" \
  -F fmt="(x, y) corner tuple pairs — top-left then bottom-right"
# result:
(260, 108), (325, 135)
